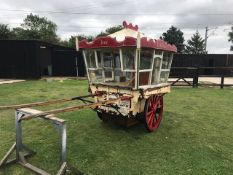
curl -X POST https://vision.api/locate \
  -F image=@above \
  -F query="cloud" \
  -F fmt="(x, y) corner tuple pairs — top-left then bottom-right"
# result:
(0, 0), (232, 53)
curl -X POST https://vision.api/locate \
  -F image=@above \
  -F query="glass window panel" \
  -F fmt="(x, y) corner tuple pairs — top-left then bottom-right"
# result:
(140, 49), (153, 70)
(89, 69), (103, 83)
(96, 49), (120, 68)
(114, 53), (121, 68)
(104, 71), (112, 78)
(125, 72), (135, 81)
(162, 53), (172, 69)
(104, 72), (135, 87)
(125, 72), (135, 87)
(102, 50), (120, 68)
(122, 48), (135, 70)
(152, 57), (162, 85)
(114, 69), (123, 77)
(113, 70), (123, 82)
(160, 71), (169, 83)
(96, 51), (102, 67)
(103, 52), (113, 67)
(85, 50), (96, 68)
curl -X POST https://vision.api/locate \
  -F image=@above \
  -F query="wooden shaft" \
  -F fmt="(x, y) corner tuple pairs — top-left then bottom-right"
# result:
(0, 94), (95, 110)
(21, 96), (131, 121)
(0, 99), (71, 110)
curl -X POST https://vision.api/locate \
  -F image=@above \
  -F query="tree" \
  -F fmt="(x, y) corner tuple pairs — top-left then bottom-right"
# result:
(61, 35), (94, 48)
(0, 24), (11, 39)
(161, 26), (185, 53)
(11, 27), (28, 39)
(97, 25), (123, 37)
(228, 26), (233, 51)
(60, 25), (123, 48)
(185, 31), (207, 54)
(13, 13), (59, 43)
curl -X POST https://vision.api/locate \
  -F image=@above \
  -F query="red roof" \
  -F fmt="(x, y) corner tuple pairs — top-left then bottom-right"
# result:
(79, 21), (177, 53)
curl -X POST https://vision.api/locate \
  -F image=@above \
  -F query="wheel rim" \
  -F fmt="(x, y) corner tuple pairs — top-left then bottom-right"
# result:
(145, 95), (163, 132)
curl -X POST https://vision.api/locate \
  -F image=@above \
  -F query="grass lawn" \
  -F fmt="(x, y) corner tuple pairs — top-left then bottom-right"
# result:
(0, 80), (233, 175)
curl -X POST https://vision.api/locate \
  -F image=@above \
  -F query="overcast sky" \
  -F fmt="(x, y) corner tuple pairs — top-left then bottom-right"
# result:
(0, 0), (233, 53)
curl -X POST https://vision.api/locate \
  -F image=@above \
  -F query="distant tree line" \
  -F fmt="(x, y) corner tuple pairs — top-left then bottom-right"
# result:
(0, 13), (232, 53)
(0, 14), (59, 44)
(228, 26), (233, 51)
(0, 14), (94, 47)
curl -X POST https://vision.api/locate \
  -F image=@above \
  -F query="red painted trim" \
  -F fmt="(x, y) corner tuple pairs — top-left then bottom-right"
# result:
(141, 37), (177, 52)
(79, 36), (136, 48)
(79, 36), (177, 52)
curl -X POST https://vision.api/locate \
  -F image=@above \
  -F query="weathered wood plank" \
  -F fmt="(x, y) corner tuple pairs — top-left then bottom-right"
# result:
(0, 142), (16, 167)
(21, 96), (132, 121)
(0, 94), (95, 110)
(56, 162), (67, 175)
(19, 162), (51, 175)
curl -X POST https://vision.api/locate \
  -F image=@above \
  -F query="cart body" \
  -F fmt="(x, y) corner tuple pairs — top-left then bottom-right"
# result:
(78, 21), (177, 131)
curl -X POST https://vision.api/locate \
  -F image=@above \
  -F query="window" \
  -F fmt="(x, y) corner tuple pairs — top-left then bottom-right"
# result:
(160, 52), (173, 83)
(114, 54), (121, 68)
(139, 49), (154, 86)
(162, 53), (172, 69)
(100, 51), (121, 68)
(160, 71), (169, 83)
(151, 57), (162, 84)
(96, 51), (102, 68)
(104, 70), (113, 80)
(140, 49), (153, 70)
(122, 48), (135, 70)
(103, 52), (113, 68)
(89, 69), (103, 83)
(85, 50), (96, 68)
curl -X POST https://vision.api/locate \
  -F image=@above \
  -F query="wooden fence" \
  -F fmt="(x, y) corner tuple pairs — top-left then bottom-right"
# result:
(169, 67), (233, 88)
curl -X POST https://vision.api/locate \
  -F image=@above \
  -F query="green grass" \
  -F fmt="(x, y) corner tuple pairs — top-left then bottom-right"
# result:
(0, 80), (233, 175)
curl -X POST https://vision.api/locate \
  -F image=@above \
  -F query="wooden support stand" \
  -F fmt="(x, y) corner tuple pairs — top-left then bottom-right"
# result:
(0, 108), (82, 175)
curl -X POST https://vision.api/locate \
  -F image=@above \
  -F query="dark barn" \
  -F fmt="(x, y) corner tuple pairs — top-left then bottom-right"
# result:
(0, 40), (85, 79)
(52, 49), (85, 77)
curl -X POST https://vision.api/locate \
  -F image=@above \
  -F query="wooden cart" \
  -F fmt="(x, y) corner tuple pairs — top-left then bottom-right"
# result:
(78, 21), (177, 132)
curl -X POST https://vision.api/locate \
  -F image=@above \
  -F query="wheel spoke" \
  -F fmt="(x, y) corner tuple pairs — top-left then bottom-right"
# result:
(147, 112), (153, 124)
(154, 99), (159, 108)
(147, 110), (153, 116)
(150, 117), (155, 127)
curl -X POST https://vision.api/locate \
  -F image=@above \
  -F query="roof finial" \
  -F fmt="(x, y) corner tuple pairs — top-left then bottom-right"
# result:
(122, 21), (138, 31)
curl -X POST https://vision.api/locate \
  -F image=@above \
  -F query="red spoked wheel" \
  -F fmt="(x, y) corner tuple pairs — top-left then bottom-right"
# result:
(144, 95), (163, 132)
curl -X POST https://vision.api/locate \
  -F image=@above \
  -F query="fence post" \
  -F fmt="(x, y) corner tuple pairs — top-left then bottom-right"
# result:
(220, 75), (224, 89)
(193, 67), (199, 88)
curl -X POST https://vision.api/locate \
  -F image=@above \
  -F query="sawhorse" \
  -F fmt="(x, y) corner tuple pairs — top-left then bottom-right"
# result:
(0, 108), (80, 175)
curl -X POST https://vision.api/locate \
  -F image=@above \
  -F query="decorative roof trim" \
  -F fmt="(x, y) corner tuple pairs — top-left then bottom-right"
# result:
(122, 21), (138, 31)
(79, 36), (177, 52)
(141, 37), (177, 52)
(79, 36), (136, 48)
(79, 21), (177, 52)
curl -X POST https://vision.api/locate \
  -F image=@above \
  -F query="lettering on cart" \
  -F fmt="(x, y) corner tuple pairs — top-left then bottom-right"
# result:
(101, 40), (108, 45)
